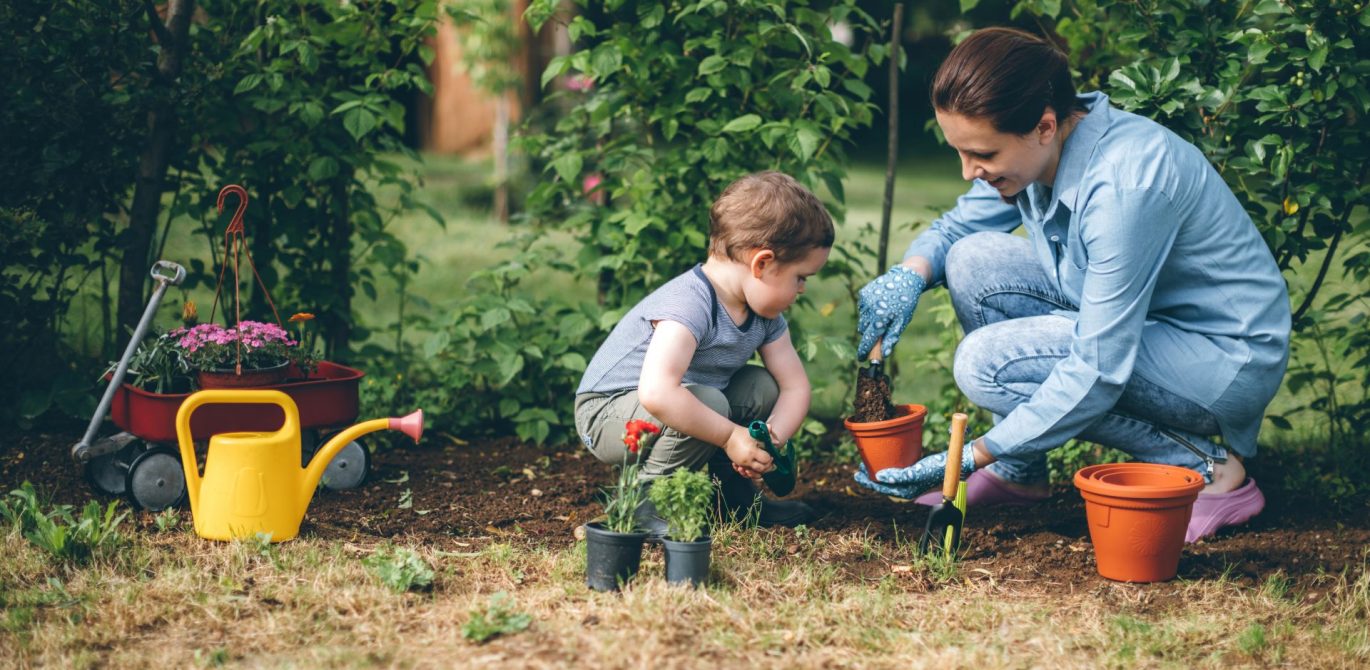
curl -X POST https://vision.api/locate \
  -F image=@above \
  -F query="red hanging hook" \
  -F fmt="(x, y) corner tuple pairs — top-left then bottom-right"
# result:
(217, 184), (248, 236)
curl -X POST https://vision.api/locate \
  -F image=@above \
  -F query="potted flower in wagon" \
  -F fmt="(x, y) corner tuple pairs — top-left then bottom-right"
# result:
(584, 419), (660, 592)
(171, 318), (317, 390)
(649, 467), (714, 588)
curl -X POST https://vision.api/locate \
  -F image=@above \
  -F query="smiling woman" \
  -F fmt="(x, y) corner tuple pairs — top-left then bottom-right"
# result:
(853, 27), (1291, 548)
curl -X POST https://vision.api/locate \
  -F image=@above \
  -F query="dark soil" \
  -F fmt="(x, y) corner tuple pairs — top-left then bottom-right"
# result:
(852, 367), (895, 423)
(5, 421), (1366, 595)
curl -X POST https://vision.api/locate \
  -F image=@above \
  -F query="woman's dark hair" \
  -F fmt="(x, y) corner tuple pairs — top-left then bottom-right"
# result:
(931, 27), (1084, 135)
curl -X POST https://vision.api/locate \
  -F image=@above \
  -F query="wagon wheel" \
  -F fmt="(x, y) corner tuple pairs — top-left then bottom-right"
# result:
(125, 446), (187, 511)
(84, 437), (141, 495)
(319, 438), (370, 491)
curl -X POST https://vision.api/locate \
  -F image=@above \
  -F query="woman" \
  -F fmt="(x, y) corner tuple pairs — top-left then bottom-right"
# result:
(853, 27), (1290, 542)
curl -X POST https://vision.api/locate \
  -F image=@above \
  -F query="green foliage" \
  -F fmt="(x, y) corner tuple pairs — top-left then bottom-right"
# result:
(363, 545), (435, 593)
(107, 330), (194, 395)
(173, 0), (442, 360)
(1013, 0), (1370, 444)
(461, 591), (532, 644)
(649, 468), (714, 542)
(520, 0), (884, 308)
(407, 252), (604, 445)
(0, 1), (148, 425)
(0, 482), (127, 562)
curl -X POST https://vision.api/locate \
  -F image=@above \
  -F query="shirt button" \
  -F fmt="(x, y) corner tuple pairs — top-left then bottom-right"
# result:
(1050, 235), (1060, 242)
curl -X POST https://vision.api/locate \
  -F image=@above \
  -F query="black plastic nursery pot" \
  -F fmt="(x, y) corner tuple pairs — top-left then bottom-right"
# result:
(662, 536), (712, 588)
(584, 522), (649, 592)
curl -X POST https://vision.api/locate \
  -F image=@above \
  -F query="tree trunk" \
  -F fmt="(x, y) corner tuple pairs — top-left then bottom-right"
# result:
(117, 0), (196, 336)
(326, 177), (353, 360)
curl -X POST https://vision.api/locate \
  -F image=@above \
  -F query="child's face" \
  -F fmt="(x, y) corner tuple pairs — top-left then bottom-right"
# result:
(745, 246), (830, 319)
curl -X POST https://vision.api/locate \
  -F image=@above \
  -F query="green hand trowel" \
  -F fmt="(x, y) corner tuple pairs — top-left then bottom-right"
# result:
(747, 420), (797, 497)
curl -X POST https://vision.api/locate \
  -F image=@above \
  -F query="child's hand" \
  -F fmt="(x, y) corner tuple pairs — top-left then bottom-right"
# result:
(725, 425), (773, 479)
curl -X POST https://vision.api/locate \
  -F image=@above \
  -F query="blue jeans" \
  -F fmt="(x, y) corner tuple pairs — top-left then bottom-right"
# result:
(946, 232), (1228, 484)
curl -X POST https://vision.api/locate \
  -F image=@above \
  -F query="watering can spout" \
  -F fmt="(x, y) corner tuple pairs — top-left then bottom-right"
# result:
(389, 409), (423, 443)
(303, 409), (425, 496)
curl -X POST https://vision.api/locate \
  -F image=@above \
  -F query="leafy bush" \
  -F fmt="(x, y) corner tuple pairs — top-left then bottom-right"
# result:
(401, 252), (605, 445)
(362, 545), (434, 593)
(520, 0), (884, 309)
(648, 468), (714, 542)
(0, 482), (127, 562)
(461, 591), (532, 644)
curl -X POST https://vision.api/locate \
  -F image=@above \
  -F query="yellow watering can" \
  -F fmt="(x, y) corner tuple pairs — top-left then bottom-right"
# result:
(176, 389), (423, 542)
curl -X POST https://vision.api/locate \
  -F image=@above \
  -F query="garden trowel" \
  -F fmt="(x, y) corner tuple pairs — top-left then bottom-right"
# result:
(854, 337), (896, 422)
(919, 412), (968, 556)
(747, 420), (797, 497)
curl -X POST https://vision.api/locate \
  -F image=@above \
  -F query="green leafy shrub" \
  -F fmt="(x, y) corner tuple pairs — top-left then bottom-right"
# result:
(362, 545), (435, 593)
(461, 591), (532, 644)
(648, 468), (714, 542)
(0, 482), (127, 562)
(408, 252), (604, 445)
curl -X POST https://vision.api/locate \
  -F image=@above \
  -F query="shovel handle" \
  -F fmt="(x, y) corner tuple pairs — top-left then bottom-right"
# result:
(942, 413), (968, 500)
(866, 338), (883, 364)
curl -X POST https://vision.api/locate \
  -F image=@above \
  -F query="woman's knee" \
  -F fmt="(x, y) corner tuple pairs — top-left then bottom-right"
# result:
(945, 232), (1018, 298)
(953, 327), (999, 403)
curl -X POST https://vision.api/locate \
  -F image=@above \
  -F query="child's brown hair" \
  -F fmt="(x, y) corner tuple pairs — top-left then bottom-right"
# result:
(708, 171), (834, 264)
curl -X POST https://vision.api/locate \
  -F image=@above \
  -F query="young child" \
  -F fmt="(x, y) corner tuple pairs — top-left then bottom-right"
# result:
(574, 171), (832, 537)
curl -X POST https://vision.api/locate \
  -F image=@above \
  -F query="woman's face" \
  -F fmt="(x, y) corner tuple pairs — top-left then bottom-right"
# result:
(935, 109), (1060, 199)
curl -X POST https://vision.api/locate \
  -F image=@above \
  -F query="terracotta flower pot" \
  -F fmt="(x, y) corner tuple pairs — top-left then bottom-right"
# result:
(196, 362), (290, 389)
(1074, 463), (1204, 583)
(844, 404), (927, 475)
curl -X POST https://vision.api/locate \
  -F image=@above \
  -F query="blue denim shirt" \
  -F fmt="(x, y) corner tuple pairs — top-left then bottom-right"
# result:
(905, 92), (1290, 457)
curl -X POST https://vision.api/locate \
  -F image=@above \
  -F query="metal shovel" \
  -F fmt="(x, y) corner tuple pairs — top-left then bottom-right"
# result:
(919, 412), (968, 556)
(747, 420), (796, 497)
(853, 338), (895, 422)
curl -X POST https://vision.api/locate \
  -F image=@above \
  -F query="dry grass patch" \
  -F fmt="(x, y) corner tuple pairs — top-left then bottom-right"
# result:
(0, 524), (1365, 668)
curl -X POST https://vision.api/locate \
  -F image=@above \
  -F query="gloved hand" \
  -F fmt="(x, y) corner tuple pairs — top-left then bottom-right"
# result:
(853, 443), (976, 499)
(857, 265), (926, 359)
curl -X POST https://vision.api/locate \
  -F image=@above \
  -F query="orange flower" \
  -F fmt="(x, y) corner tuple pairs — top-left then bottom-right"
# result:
(181, 299), (198, 326)
(289, 312), (315, 322)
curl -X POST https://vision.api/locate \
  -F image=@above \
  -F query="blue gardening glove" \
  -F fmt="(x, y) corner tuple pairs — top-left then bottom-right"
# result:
(856, 265), (926, 359)
(853, 443), (977, 499)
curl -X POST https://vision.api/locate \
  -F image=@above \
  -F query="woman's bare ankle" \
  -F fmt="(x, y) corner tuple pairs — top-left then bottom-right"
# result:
(1202, 456), (1246, 495)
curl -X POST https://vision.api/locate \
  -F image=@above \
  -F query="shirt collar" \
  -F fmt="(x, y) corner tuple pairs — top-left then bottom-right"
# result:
(1036, 91), (1110, 220)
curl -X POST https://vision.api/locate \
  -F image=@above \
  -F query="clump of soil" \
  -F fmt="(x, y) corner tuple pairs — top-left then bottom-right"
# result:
(852, 370), (895, 423)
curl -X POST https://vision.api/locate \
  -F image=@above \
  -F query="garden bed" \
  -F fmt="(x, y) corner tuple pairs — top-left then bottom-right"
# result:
(4, 422), (1366, 595)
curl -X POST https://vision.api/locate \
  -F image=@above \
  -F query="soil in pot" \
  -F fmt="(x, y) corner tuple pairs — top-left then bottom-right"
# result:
(662, 537), (711, 588)
(853, 372), (895, 423)
(844, 404), (927, 475)
(584, 522), (648, 592)
(1074, 463), (1204, 583)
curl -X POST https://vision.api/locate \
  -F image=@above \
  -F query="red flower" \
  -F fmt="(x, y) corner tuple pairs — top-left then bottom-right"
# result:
(623, 419), (662, 454)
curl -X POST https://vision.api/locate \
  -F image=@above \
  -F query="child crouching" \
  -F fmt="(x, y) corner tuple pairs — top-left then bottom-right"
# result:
(574, 171), (832, 537)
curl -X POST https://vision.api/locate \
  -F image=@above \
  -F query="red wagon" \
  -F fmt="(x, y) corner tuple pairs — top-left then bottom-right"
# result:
(84, 362), (371, 510)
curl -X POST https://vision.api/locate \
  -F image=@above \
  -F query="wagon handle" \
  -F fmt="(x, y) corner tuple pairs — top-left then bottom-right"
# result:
(72, 260), (188, 462)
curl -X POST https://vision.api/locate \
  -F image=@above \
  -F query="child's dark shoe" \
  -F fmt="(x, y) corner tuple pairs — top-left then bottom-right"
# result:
(711, 456), (816, 527)
(633, 497), (670, 541)
(1186, 477), (1264, 543)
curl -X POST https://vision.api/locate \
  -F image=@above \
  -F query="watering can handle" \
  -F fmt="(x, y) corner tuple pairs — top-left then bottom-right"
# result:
(175, 390), (301, 512)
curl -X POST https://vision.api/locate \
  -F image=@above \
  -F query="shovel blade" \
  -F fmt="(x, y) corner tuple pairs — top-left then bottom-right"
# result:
(918, 500), (963, 556)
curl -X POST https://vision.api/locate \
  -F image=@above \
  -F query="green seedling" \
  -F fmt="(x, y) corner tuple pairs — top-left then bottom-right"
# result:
(364, 545), (434, 593)
(462, 591), (531, 644)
